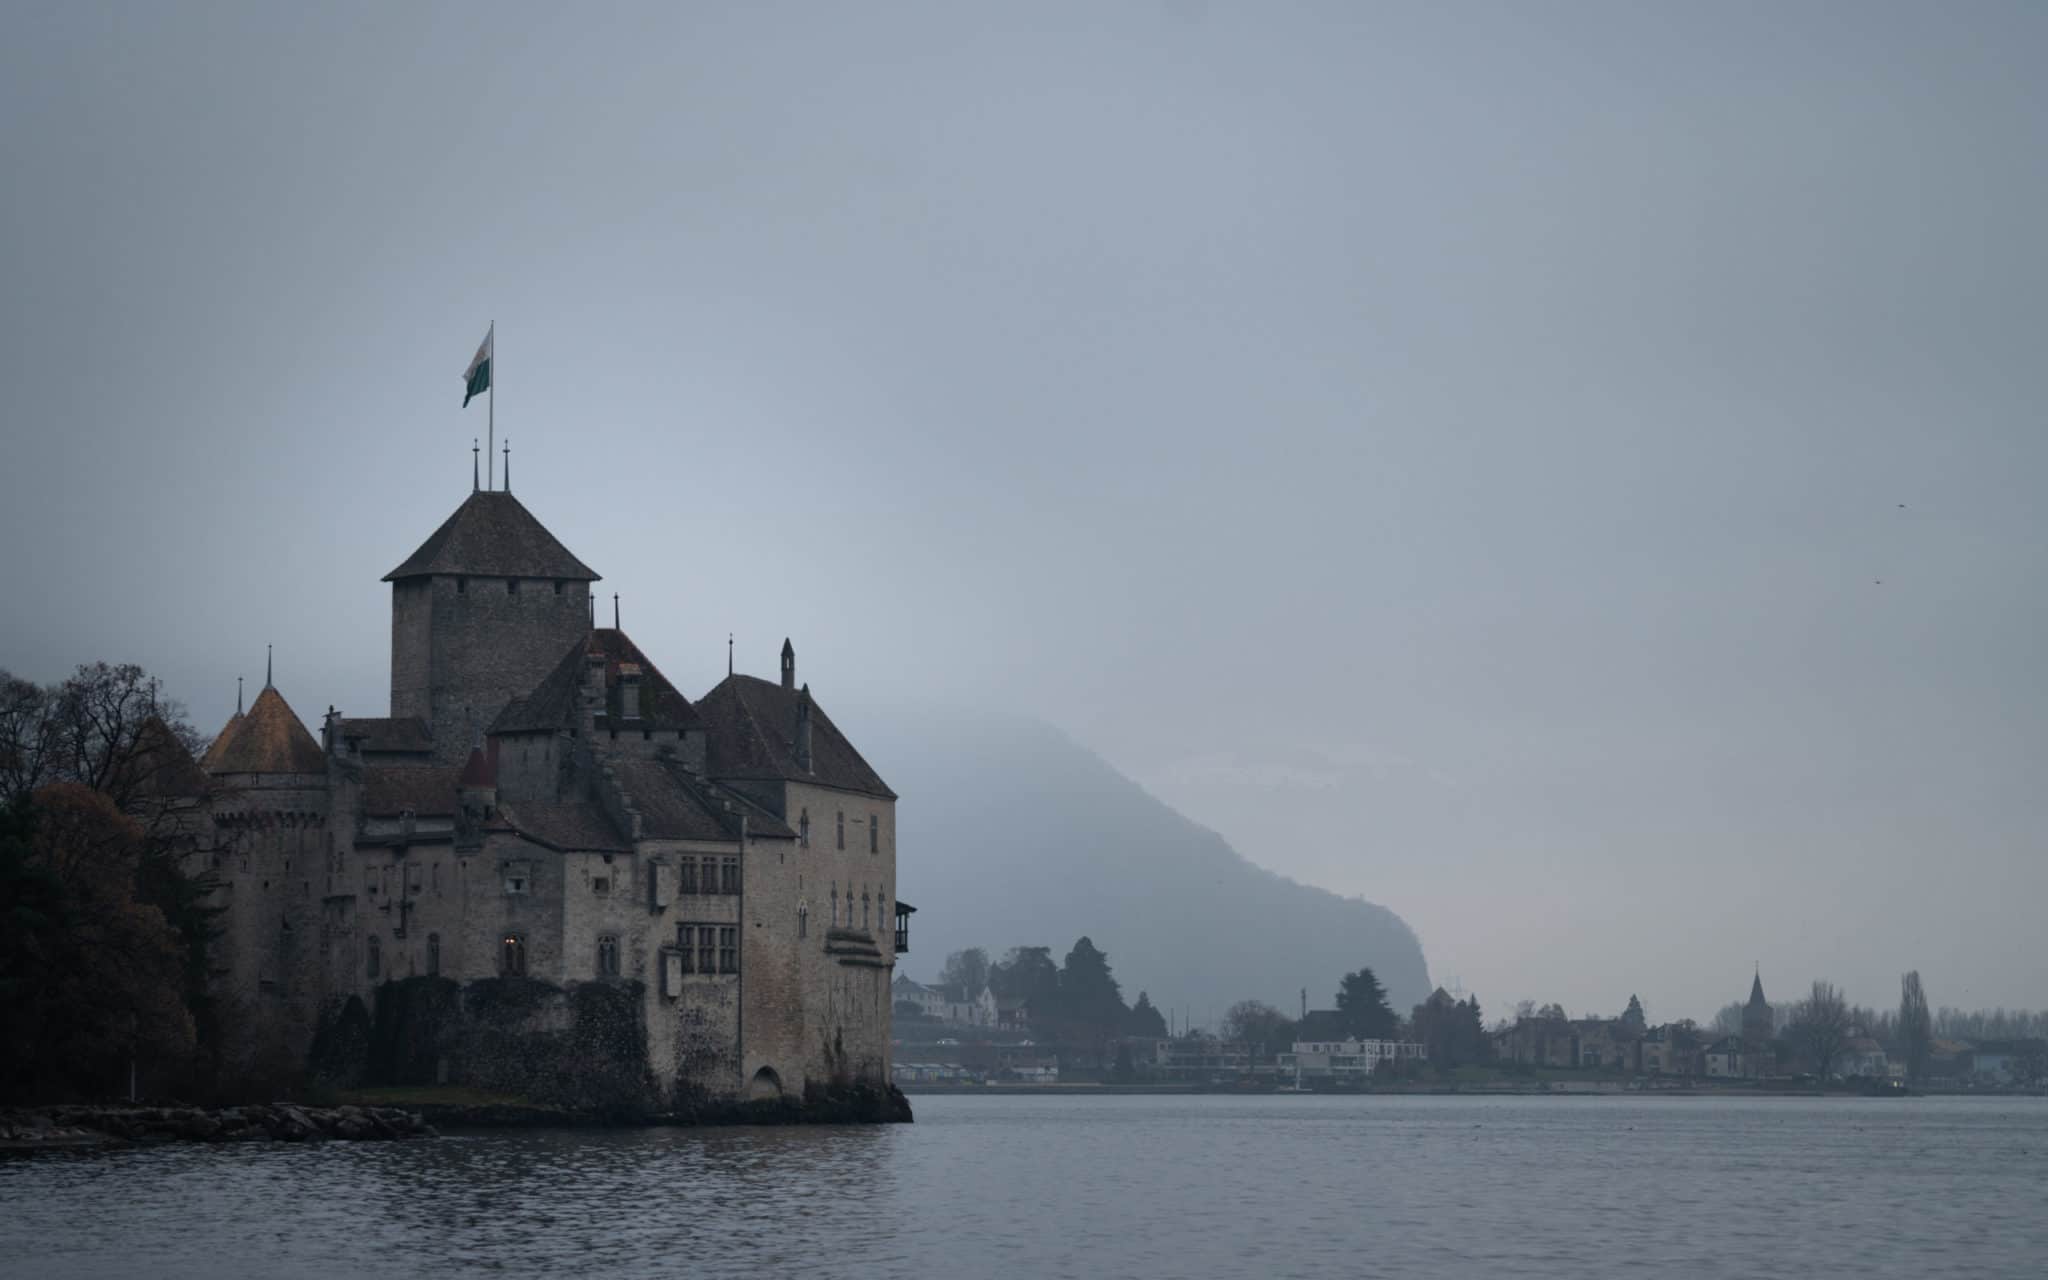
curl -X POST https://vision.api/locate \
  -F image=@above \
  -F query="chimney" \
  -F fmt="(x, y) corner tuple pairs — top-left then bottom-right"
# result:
(781, 638), (795, 690)
(618, 663), (642, 720)
(322, 706), (340, 757)
(795, 683), (813, 773)
(460, 741), (498, 816)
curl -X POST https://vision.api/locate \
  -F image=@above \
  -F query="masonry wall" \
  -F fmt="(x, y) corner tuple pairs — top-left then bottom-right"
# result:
(390, 575), (592, 761)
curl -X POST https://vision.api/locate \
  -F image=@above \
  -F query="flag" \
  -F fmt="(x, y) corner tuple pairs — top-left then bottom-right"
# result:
(462, 327), (493, 407)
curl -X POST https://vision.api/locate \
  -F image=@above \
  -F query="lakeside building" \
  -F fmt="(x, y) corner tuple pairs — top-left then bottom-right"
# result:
(1279, 1037), (1427, 1083)
(176, 479), (911, 1104)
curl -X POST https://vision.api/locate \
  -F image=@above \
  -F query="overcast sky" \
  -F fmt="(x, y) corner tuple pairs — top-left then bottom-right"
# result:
(4, 1), (2044, 1022)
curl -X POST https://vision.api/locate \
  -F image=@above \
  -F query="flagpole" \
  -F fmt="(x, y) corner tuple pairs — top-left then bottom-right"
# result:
(487, 321), (495, 490)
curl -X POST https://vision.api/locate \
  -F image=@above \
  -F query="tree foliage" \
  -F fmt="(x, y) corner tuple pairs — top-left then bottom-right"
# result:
(1898, 971), (1932, 1084)
(0, 786), (197, 1100)
(1791, 980), (1853, 1080)
(1335, 967), (1397, 1040)
(988, 945), (1060, 1009)
(1411, 990), (1489, 1068)
(1620, 994), (1647, 1034)
(939, 947), (990, 995)
(1127, 991), (1168, 1038)
(1222, 1000), (1296, 1059)
(1057, 936), (1128, 1035)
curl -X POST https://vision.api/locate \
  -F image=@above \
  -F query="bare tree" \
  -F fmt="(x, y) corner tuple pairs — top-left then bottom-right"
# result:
(1791, 981), (1853, 1080)
(1712, 1002), (1746, 1036)
(1223, 999), (1295, 1067)
(1898, 971), (1932, 1084)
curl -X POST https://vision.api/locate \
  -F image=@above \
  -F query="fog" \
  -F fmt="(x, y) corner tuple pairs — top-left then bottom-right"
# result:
(3, 1), (2043, 1021)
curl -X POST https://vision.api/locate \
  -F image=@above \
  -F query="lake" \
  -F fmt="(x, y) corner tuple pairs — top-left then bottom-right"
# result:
(2, 1094), (2043, 1278)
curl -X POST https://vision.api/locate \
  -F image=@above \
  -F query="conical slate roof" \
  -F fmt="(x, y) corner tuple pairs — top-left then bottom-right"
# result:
(384, 491), (600, 582)
(1748, 972), (1769, 1007)
(204, 686), (326, 775)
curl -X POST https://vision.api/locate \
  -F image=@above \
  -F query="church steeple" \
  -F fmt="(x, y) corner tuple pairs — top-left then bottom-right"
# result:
(781, 638), (795, 690)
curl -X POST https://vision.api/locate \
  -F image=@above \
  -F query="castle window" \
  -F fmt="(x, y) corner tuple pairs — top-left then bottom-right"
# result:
(696, 927), (716, 976)
(366, 935), (381, 980)
(592, 875), (610, 896)
(798, 902), (808, 938)
(426, 932), (441, 977)
(870, 815), (878, 854)
(862, 892), (870, 928)
(508, 578), (520, 595)
(830, 883), (838, 926)
(597, 934), (620, 977)
(837, 811), (845, 850)
(718, 927), (738, 974)
(554, 580), (565, 596)
(675, 924), (694, 972)
(503, 861), (530, 895)
(719, 857), (740, 895)
(501, 933), (526, 976)
(456, 577), (467, 594)
(799, 810), (810, 848)
(431, 863), (441, 893)
(678, 856), (698, 895)
(406, 863), (423, 894)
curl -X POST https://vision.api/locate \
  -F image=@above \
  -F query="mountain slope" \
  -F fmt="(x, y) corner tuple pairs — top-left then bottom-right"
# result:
(849, 704), (1432, 1023)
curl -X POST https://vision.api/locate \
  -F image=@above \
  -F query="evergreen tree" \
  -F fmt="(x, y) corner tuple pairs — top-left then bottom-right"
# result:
(1620, 994), (1647, 1034)
(1127, 991), (1168, 1037)
(1898, 971), (1932, 1084)
(1058, 936), (1129, 1037)
(1335, 967), (1398, 1039)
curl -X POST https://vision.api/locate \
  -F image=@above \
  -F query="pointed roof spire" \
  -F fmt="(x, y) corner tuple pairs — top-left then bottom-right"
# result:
(265, 644), (273, 688)
(502, 438), (510, 493)
(205, 684), (326, 774)
(236, 675), (244, 715)
(472, 437), (480, 492)
(1748, 968), (1767, 1006)
(612, 593), (620, 630)
(728, 632), (734, 677)
(780, 637), (795, 690)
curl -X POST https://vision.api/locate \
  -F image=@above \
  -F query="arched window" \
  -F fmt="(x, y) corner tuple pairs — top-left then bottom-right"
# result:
(502, 933), (526, 976)
(799, 809), (810, 849)
(836, 811), (845, 850)
(365, 935), (381, 979)
(862, 891), (870, 928)
(798, 901), (809, 938)
(870, 814), (878, 854)
(597, 934), (620, 977)
(426, 932), (441, 977)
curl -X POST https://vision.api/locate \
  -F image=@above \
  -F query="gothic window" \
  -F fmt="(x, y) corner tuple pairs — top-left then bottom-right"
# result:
(597, 935), (620, 977)
(870, 815), (878, 854)
(502, 933), (526, 976)
(836, 811), (845, 850)
(366, 935), (380, 979)
(718, 927), (738, 974)
(426, 932), (441, 977)
(799, 809), (810, 848)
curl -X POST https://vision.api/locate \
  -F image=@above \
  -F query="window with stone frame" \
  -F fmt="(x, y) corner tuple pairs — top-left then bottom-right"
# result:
(830, 883), (838, 925)
(696, 926), (716, 976)
(798, 902), (808, 939)
(675, 924), (695, 973)
(862, 891), (870, 929)
(678, 856), (698, 895)
(718, 927), (738, 974)
(503, 861), (530, 895)
(719, 856), (740, 895)
(870, 814), (878, 854)
(501, 933), (526, 976)
(596, 934), (620, 977)
(592, 873), (610, 896)
(799, 809), (810, 848)
(836, 811), (845, 850)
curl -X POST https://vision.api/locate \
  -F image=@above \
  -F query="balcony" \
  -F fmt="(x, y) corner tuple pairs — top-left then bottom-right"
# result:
(894, 900), (915, 954)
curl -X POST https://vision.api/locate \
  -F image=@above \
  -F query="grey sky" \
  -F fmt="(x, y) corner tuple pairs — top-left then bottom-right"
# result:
(4, 2), (2044, 1021)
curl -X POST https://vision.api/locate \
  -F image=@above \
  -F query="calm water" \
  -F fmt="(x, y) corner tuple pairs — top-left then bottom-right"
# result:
(3, 1094), (2044, 1278)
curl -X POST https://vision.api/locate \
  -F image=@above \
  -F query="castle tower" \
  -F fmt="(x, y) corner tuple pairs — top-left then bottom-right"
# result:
(384, 491), (600, 763)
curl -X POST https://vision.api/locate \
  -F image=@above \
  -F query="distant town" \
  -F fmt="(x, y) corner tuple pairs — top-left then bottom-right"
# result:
(892, 942), (2048, 1093)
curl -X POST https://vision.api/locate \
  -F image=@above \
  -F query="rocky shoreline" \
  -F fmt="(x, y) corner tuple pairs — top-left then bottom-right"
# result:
(0, 1103), (435, 1151)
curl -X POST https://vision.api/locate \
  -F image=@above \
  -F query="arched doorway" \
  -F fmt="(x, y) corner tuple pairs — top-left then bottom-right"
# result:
(748, 1066), (784, 1100)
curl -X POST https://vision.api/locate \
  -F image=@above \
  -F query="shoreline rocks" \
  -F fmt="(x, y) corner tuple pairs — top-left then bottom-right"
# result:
(0, 1103), (435, 1151)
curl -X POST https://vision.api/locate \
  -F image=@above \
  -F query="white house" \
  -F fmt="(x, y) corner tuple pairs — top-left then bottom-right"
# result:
(1279, 1037), (1426, 1082)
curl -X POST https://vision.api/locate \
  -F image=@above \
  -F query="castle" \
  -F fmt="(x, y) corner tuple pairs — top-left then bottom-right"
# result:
(191, 476), (908, 1105)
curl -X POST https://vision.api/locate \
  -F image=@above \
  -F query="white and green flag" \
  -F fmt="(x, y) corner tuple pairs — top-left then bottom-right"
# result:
(462, 326), (493, 407)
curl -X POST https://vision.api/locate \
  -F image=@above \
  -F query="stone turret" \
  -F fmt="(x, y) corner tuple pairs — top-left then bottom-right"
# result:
(384, 490), (600, 763)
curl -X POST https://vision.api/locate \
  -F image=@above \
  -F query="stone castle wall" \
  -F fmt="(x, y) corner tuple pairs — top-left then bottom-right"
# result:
(390, 575), (591, 761)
